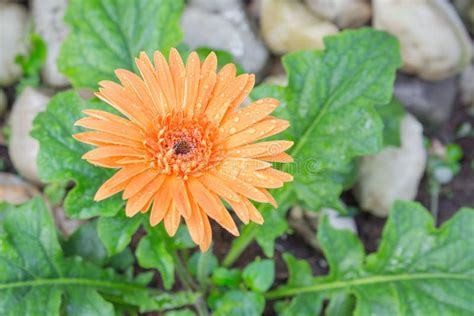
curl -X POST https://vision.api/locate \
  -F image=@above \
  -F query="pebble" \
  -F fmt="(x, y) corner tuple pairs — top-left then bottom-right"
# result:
(32, 0), (70, 87)
(460, 64), (474, 106)
(0, 3), (29, 86)
(181, 3), (269, 76)
(373, 0), (472, 80)
(260, 0), (338, 55)
(394, 73), (457, 125)
(0, 172), (39, 204)
(8, 87), (51, 184)
(355, 114), (427, 217)
(305, 0), (371, 28)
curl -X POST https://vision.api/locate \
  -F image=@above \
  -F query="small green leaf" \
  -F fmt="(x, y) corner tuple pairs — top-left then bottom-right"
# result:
(31, 91), (124, 218)
(136, 225), (175, 290)
(214, 290), (265, 316)
(97, 212), (142, 256)
(375, 97), (404, 147)
(243, 259), (275, 293)
(15, 33), (47, 95)
(58, 0), (184, 89)
(212, 267), (242, 288)
(188, 251), (218, 288)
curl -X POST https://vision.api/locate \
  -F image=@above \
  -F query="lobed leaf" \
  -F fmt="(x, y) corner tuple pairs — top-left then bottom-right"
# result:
(271, 201), (474, 315)
(0, 198), (197, 315)
(58, 0), (184, 89)
(31, 91), (123, 219)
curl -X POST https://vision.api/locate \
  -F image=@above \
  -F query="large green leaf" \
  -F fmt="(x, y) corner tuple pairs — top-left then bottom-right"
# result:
(31, 91), (123, 219)
(375, 97), (404, 147)
(97, 212), (142, 256)
(226, 28), (401, 261)
(0, 198), (197, 315)
(58, 0), (184, 89)
(268, 201), (474, 315)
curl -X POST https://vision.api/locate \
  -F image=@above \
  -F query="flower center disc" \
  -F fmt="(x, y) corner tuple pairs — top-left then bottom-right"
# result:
(144, 114), (222, 177)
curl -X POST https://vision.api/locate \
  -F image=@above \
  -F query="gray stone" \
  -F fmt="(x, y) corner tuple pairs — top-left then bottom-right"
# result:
(9, 87), (51, 184)
(394, 73), (457, 125)
(32, 0), (69, 87)
(460, 64), (474, 106)
(0, 3), (29, 86)
(181, 4), (268, 76)
(373, 0), (472, 80)
(305, 0), (371, 28)
(0, 172), (39, 204)
(355, 114), (426, 217)
(261, 0), (338, 55)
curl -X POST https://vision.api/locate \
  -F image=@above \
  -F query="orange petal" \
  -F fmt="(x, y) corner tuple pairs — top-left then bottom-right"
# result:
(154, 51), (178, 110)
(170, 177), (192, 219)
(205, 74), (249, 124)
(73, 131), (143, 148)
(184, 196), (204, 245)
(226, 140), (294, 158)
(164, 202), (181, 236)
(74, 117), (143, 141)
(261, 168), (294, 182)
(135, 52), (168, 115)
(125, 175), (166, 217)
(169, 48), (185, 110)
(215, 171), (269, 203)
(258, 188), (278, 208)
(122, 169), (159, 199)
(223, 195), (249, 224)
(95, 164), (149, 201)
(244, 198), (264, 224)
(82, 146), (146, 160)
(150, 179), (172, 226)
(199, 173), (240, 202)
(219, 98), (279, 139)
(259, 152), (294, 163)
(221, 74), (255, 121)
(183, 52), (201, 114)
(187, 178), (239, 236)
(205, 64), (236, 113)
(223, 119), (278, 148)
(199, 207), (212, 252)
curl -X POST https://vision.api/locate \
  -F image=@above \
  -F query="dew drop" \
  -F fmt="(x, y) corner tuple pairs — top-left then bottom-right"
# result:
(248, 128), (256, 134)
(234, 117), (240, 123)
(230, 127), (237, 134)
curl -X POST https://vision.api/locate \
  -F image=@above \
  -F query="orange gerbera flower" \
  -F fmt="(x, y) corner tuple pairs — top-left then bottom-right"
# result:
(73, 49), (293, 251)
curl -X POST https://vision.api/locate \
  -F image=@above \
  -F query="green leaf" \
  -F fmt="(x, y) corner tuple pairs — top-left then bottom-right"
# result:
(234, 28), (401, 258)
(268, 202), (474, 315)
(166, 309), (196, 316)
(276, 254), (323, 316)
(136, 224), (175, 290)
(188, 251), (218, 289)
(15, 33), (47, 95)
(375, 97), (404, 147)
(214, 290), (265, 316)
(243, 259), (275, 293)
(63, 221), (108, 266)
(279, 28), (400, 211)
(97, 212), (142, 256)
(0, 197), (197, 315)
(58, 0), (184, 89)
(31, 91), (124, 219)
(212, 267), (242, 288)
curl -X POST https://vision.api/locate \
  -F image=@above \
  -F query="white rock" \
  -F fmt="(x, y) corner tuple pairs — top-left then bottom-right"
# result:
(355, 114), (427, 217)
(373, 0), (472, 81)
(460, 64), (474, 106)
(321, 208), (357, 233)
(305, 0), (371, 28)
(181, 4), (268, 75)
(32, 0), (69, 87)
(0, 172), (39, 204)
(189, 0), (240, 12)
(9, 87), (51, 184)
(0, 89), (6, 116)
(261, 0), (338, 55)
(0, 3), (29, 86)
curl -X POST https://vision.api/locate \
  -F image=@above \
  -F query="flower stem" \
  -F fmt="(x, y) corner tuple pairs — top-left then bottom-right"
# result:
(222, 190), (293, 267)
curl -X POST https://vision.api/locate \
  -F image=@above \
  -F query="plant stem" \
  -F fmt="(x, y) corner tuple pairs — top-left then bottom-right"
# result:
(173, 251), (209, 316)
(222, 190), (292, 267)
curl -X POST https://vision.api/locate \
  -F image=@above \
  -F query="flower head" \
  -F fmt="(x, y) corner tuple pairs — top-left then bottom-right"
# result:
(74, 49), (293, 251)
